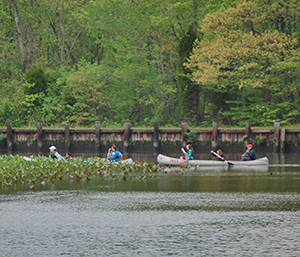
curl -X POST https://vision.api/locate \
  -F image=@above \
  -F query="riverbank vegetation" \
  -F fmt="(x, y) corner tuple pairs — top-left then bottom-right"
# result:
(1, 0), (300, 128)
(0, 155), (167, 189)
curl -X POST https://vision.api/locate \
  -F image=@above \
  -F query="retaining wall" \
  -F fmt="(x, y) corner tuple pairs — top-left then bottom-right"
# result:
(0, 121), (299, 156)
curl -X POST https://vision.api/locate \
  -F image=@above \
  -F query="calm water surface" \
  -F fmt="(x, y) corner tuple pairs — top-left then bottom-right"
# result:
(1, 153), (300, 256)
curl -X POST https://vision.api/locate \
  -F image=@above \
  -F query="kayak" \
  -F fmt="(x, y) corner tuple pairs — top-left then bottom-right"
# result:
(157, 154), (269, 166)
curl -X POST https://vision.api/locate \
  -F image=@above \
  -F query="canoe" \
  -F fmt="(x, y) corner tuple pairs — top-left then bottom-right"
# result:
(121, 158), (133, 164)
(164, 165), (269, 172)
(157, 154), (268, 166)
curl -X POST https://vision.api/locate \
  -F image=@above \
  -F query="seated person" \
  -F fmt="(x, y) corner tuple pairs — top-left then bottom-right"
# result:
(241, 144), (256, 161)
(49, 145), (63, 161)
(180, 144), (194, 160)
(211, 149), (225, 161)
(65, 153), (74, 161)
(107, 145), (123, 162)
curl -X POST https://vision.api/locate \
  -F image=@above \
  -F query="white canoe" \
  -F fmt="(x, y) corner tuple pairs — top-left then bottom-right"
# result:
(121, 158), (133, 164)
(157, 154), (268, 166)
(164, 165), (269, 172)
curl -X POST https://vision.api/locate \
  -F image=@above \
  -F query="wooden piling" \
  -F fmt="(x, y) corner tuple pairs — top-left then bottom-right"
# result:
(212, 121), (218, 148)
(274, 121), (280, 152)
(64, 121), (70, 152)
(124, 121), (131, 148)
(153, 121), (159, 148)
(245, 121), (251, 137)
(37, 121), (43, 154)
(280, 128), (285, 153)
(6, 121), (12, 154)
(95, 121), (101, 152)
(181, 121), (187, 146)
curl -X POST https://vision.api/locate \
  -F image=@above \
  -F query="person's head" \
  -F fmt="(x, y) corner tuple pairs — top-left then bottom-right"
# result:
(66, 153), (70, 157)
(49, 145), (56, 152)
(247, 144), (253, 149)
(217, 149), (223, 155)
(186, 144), (193, 150)
(111, 144), (118, 151)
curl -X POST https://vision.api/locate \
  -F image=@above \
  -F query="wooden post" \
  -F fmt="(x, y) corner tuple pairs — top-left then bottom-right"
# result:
(124, 121), (131, 148)
(181, 121), (187, 146)
(153, 121), (159, 148)
(280, 128), (285, 153)
(95, 121), (101, 152)
(274, 121), (280, 152)
(37, 121), (43, 155)
(212, 121), (218, 148)
(6, 121), (12, 154)
(245, 121), (251, 137)
(64, 121), (70, 152)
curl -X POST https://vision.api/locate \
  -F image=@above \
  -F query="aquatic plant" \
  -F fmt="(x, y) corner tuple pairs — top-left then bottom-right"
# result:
(0, 155), (169, 189)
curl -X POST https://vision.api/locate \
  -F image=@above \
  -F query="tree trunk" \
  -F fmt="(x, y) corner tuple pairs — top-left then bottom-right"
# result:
(50, 0), (66, 66)
(12, 0), (26, 71)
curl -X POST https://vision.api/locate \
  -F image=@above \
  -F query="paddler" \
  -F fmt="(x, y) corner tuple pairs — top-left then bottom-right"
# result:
(241, 144), (256, 161)
(49, 145), (64, 161)
(180, 144), (194, 160)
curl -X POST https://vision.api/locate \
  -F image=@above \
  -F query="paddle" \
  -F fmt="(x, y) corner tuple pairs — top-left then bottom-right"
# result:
(211, 151), (234, 166)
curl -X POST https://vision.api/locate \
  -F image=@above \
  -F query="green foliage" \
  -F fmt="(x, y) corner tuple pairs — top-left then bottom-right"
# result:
(24, 66), (48, 95)
(178, 24), (201, 124)
(0, 134), (7, 142)
(256, 135), (267, 145)
(0, 0), (300, 128)
(0, 155), (166, 187)
(186, 130), (197, 144)
(187, 0), (300, 126)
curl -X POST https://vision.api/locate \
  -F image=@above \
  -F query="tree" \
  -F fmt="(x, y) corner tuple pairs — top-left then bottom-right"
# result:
(177, 24), (201, 124)
(186, 0), (300, 125)
(24, 66), (48, 95)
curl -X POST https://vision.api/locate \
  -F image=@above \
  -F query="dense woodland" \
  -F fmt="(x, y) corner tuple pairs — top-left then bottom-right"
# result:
(1, 0), (300, 128)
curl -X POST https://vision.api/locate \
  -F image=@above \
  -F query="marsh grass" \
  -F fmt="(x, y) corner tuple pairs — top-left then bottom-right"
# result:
(0, 155), (168, 189)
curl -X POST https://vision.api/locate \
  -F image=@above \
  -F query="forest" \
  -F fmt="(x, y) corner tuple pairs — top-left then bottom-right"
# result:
(1, 0), (300, 128)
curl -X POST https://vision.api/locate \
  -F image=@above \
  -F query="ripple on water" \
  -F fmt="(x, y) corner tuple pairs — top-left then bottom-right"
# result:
(1, 191), (300, 256)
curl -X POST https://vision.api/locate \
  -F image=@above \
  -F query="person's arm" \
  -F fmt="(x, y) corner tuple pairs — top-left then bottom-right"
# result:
(119, 154), (123, 161)
(107, 148), (111, 158)
(185, 149), (193, 159)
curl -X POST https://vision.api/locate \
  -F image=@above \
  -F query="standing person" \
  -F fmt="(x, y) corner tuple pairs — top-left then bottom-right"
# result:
(49, 145), (64, 161)
(180, 144), (194, 160)
(107, 145), (123, 163)
(65, 153), (74, 161)
(241, 144), (256, 161)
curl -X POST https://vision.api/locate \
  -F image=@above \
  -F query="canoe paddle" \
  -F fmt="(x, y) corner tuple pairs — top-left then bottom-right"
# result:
(211, 151), (234, 166)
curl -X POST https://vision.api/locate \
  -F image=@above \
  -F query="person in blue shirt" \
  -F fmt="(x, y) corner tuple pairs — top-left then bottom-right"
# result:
(107, 144), (123, 163)
(241, 144), (256, 161)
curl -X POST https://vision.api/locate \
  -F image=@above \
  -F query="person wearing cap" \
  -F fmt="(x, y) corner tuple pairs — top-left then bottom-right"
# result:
(241, 144), (256, 161)
(49, 145), (64, 161)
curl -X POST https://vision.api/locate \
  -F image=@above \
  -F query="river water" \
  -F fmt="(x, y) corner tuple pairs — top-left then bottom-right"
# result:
(1, 153), (300, 256)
